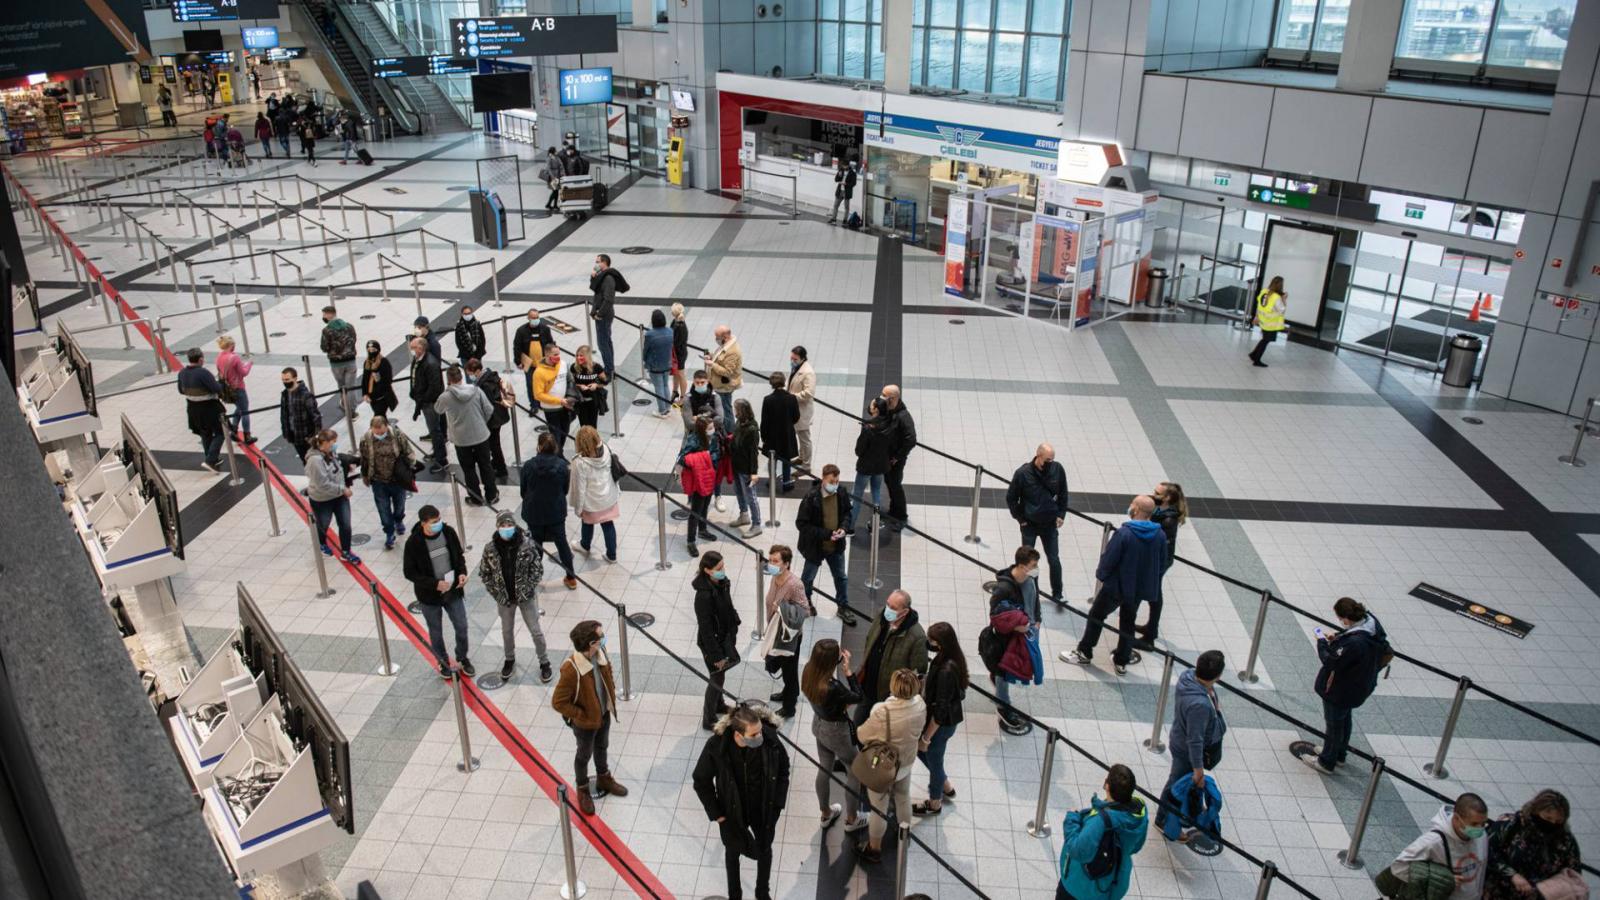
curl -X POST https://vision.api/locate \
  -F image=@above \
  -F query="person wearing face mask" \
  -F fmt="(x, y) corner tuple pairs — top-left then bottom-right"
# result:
(532, 342), (573, 450)
(679, 417), (720, 555)
(1156, 650), (1226, 846)
(730, 399), (765, 538)
(855, 668), (927, 864)
(1378, 793), (1490, 900)
(642, 309), (675, 417)
(759, 372), (798, 493)
(703, 325), (743, 427)
(915, 622), (967, 816)
(521, 433), (579, 590)
(879, 385), (916, 531)
(984, 547), (1044, 735)
(794, 464), (854, 625)
(757, 545), (815, 718)
(1299, 597), (1389, 775)
(1483, 790), (1583, 900)
(848, 399), (891, 533)
(412, 315), (443, 361)
(693, 551), (742, 730)
(434, 365), (498, 507)
(478, 511), (554, 683)
(569, 426), (621, 562)
(565, 344), (610, 432)
(801, 640), (868, 831)
(360, 340), (397, 420)
(684, 368), (723, 430)
(551, 620), (628, 816)
(855, 590), (929, 729)
(1058, 764), (1149, 900)
(407, 338), (448, 474)
(670, 302), (691, 405)
(588, 255), (623, 375)
(453, 305), (486, 363)
(1065, 496), (1167, 676)
(319, 306), (360, 419)
(465, 357), (511, 480)
(513, 308), (555, 403)
(1135, 481), (1188, 650)
(1007, 443), (1070, 605)
(403, 506), (473, 679)
(785, 346), (816, 468)
(358, 415), (417, 551)
(279, 366), (323, 463)
(304, 429), (358, 561)
(692, 703), (790, 900)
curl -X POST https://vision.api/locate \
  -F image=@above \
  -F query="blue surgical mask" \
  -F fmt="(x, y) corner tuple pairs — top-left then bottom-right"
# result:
(497, 526), (517, 540)
(599, 635), (609, 650)
(822, 482), (839, 495)
(1463, 825), (1486, 840)
(375, 431), (390, 440)
(694, 384), (709, 394)
(528, 318), (541, 327)
(763, 563), (781, 576)
(883, 608), (900, 623)
(425, 520), (443, 535)
(712, 569), (728, 581)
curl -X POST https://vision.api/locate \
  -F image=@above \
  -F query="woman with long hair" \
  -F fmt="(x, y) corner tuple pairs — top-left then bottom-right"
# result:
(730, 398), (764, 539)
(1485, 790), (1583, 899)
(1248, 274), (1287, 367)
(1138, 481), (1188, 647)
(303, 428), (358, 563)
(569, 425), (621, 562)
(361, 339), (397, 420)
(669, 302), (690, 404)
(915, 622), (968, 815)
(801, 639), (867, 831)
(565, 343), (609, 431)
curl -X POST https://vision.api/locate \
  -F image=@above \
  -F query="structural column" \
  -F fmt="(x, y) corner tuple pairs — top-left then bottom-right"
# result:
(1336, 0), (1405, 93)
(882, 0), (913, 94)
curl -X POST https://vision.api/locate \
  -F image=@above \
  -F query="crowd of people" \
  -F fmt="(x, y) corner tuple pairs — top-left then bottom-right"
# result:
(172, 260), (1586, 900)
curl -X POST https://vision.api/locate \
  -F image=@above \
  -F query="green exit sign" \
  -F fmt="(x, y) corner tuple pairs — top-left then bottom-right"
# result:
(1404, 205), (1425, 220)
(1214, 173), (1231, 186)
(1247, 186), (1311, 209)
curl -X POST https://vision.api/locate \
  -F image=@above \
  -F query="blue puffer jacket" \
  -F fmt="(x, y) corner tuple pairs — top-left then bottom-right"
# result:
(1096, 520), (1167, 603)
(1060, 795), (1149, 900)
(643, 326), (674, 374)
(1160, 773), (1222, 842)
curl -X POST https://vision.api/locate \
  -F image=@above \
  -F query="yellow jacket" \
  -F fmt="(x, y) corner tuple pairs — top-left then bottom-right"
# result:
(1256, 290), (1285, 331)
(533, 357), (565, 408)
(706, 337), (743, 393)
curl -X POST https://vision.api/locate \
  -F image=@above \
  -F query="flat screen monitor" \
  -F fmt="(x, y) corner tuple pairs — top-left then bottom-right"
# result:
(558, 67), (612, 106)
(470, 72), (530, 113)
(182, 29), (225, 51)
(242, 26), (278, 49)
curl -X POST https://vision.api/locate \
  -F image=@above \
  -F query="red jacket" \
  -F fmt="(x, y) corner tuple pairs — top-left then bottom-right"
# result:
(681, 450), (715, 497)
(992, 608), (1032, 681)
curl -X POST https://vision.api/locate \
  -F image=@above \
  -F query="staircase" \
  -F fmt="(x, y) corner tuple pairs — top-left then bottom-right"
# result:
(340, 4), (472, 132)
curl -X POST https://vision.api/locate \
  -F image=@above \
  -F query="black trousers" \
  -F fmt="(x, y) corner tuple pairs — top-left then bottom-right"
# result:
(688, 493), (713, 543)
(775, 652), (800, 711)
(543, 407), (571, 449)
(703, 666), (728, 727)
(885, 459), (909, 524)
(573, 718), (610, 786)
(1249, 329), (1279, 361)
(486, 423), (508, 476)
(724, 836), (773, 900)
(1076, 588), (1140, 666)
(528, 523), (575, 578)
(455, 440), (498, 503)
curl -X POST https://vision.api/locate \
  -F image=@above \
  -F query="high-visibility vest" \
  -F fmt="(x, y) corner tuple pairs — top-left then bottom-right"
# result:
(1256, 290), (1285, 331)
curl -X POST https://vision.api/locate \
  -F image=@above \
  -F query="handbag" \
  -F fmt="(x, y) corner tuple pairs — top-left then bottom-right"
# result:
(850, 703), (901, 793)
(610, 450), (626, 481)
(1537, 870), (1590, 900)
(219, 383), (238, 404)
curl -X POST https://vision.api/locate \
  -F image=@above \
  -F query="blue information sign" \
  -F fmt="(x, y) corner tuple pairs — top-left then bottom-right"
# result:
(558, 67), (612, 106)
(242, 26), (278, 49)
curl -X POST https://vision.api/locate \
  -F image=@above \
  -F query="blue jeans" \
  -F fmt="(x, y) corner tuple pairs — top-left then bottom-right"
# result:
(342, 139), (354, 161)
(229, 388), (250, 436)
(200, 427), (224, 467)
(718, 391), (734, 428)
(421, 595), (470, 666)
(1020, 521), (1063, 601)
(371, 482), (408, 539)
(734, 475), (761, 526)
(579, 521), (617, 559)
(1319, 700), (1354, 769)
(994, 676), (1012, 709)
(595, 317), (615, 375)
(917, 723), (957, 801)
(259, 138), (271, 157)
(801, 549), (847, 609)
(311, 496), (352, 555)
(648, 370), (671, 413)
(848, 473), (883, 530)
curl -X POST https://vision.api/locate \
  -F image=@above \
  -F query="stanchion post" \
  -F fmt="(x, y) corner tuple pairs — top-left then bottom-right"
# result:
(752, 557), (767, 641)
(616, 604), (637, 701)
(307, 505), (336, 598)
(369, 582), (400, 676)
(1424, 676), (1472, 778)
(1144, 653), (1174, 754)
(864, 509), (883, 591)
(1253, 861), (1277, 900)
(449, 470), (473, 551)
(766, 451), (782, 527)
(508, 399), (523, 468)
(609, 384), (625, 439)
(1025, 728), (1058, 837)
(1559, 397), (1593, 467)
(654, 491), (673, 571)
(1087, 521), (1112, 601)
(557, 786), (587, 899)
(893, 821), (911, 899)
(451, 669), (481, 773)
(1337, 756), (1385, 869)
(962, 464), (984, 544)
(1238, 589), (1272, 684)
(220, 415), (244, 486)
(259, 458), (281, 536)
(338, 383), (359, 451)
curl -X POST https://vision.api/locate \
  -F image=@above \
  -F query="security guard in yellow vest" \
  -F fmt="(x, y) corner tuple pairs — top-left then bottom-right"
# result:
(1248, 276), (1286, 367)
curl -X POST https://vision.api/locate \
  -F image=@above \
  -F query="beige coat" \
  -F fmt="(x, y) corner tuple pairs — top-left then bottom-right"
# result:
(788, 360), (816, 429)
(706, 336), (743, 393)
(856, 694), (927, 779)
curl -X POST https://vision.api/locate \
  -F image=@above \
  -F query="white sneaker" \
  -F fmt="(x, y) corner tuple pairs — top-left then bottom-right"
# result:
(714, 498), (726, 513)
(743, 525), (763, 538)
(199, 461), (221, 474)
(732, 514), (750, 527)
(1061, 650), (1091, 665)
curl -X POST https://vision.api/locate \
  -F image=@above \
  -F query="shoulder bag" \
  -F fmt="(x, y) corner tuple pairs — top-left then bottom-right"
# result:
(850, 703), (900, 793)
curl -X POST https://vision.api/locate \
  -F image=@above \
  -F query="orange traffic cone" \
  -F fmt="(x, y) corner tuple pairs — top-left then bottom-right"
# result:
(1468, 298), (1482, 322)
(1482, 294), (1494, 312)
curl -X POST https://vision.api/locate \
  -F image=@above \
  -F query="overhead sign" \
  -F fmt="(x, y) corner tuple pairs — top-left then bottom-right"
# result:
(172, 0), (278, 21)
(1410, 583), (1532, 639)
(1056, 140), (1123, 185)
(0, 0), (153, 77)
(449, 15), (618, 58)
(558, 66), (612, 106)
(242, 25), (278, 49)
(864, 112), (1058, 176)
(372, 55), (475, 78)
(263, 46), (306, 61)
(1248, 185), (1312, 209)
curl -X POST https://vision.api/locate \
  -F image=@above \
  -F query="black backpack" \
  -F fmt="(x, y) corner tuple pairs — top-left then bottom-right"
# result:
(1083, 805), (1136, 881)
(976, 625), (1006, 676)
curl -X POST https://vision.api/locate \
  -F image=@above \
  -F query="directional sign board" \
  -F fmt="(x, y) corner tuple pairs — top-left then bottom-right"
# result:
(372, 55), (477, 78)
(449, 15), (618, 59)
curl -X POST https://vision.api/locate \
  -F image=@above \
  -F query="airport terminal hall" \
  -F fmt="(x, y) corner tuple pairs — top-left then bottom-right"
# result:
(8, 0), (1600, 897)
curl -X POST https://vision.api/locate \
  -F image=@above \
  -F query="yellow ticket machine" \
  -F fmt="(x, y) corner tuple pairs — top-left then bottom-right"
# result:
(216, 71), (234, 105)
(666, 135), (684, 186)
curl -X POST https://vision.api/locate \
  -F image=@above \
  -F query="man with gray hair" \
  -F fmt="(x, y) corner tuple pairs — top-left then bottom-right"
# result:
(854, 589), (928, 727)
(880, 384), (916, 531)
(1065, 496), (1167, 675)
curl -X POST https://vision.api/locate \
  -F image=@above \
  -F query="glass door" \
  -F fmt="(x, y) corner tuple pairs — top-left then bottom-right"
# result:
(1172, 201), (1224, 312)
(1338, 231), (1411, 358)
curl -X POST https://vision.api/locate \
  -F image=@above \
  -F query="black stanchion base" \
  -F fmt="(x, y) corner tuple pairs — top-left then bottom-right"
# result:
(627, 612), (656, 628)
(535, 425), (548, 434)
(669, 509), (690, 521)
(1185, 833), (1223, 857)
(476, 673), (508, 690)
(999, 715), (1033, 736)
(631, 398), (652, 407)
(524, 210), (553, 219)
(350, 533), (371, 546)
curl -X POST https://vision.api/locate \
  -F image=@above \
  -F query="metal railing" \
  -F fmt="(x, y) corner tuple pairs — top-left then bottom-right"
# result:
(151, 295), (271, 375)
(738, 165), (799, 219)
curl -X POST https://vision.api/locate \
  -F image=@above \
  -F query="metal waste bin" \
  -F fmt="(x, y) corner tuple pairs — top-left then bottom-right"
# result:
(1442, 334), (1481, 387)
(1147, 267), (1169, 307)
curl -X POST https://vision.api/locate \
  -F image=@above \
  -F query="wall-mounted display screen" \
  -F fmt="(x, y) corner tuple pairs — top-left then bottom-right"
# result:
(182, 28), (225, 51)
(470, 72), (531, 112)
(242, 26), (278, 49)
(0, 0), (153, 77)
(558, 67), (612, 106)
(263, 46), (305, 61)
(449, 15), (618, 58)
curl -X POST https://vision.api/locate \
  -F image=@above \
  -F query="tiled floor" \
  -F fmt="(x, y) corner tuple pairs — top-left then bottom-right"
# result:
(13, 111), (1600, 900)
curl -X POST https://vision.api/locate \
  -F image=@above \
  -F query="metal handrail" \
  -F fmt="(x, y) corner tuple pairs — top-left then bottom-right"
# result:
(151, 296), (271, 374)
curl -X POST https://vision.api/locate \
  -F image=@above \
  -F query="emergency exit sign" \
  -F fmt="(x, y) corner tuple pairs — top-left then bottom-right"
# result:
(1214, 171), (1232, 186)
(1404, 203), (1426, 220)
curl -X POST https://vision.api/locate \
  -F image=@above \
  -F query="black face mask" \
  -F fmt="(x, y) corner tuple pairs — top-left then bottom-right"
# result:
(1534, 817), (1564, 833)
(926, 641), (939, 654)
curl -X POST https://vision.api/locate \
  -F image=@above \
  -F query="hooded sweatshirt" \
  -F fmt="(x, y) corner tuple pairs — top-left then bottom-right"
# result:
(1315, 613), (1388, 709)
(569, 445), (621, 517)
(1096, 519), (1168, 603)
(433, 382), (492, 447)
(1389, 805), (1488, 900)
(1169, 669), (1226, 767)
(1060, 795), (1149, 900)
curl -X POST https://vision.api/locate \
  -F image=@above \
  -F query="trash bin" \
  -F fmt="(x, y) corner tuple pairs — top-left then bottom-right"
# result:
(1442, 334), (1481, 387)
(1147, 267), (1169, 307)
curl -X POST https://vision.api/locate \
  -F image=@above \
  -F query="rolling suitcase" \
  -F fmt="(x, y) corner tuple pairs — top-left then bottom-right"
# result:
(592, 181), (609, 212)
(355, 147), (374, 166)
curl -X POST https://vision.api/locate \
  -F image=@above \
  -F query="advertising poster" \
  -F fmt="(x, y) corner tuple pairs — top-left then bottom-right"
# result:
(605, 103), (629, 162)
(944, 195), (970, 297)
(0, 1), (152, 78)
(1075, 218), (1103, 327)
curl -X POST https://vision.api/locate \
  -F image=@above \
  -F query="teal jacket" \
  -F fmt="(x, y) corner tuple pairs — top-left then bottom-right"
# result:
(1060, 796), (1149, 900)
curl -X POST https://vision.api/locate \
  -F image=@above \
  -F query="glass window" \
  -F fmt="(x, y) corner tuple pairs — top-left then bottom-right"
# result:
(845, 0), (867, 21)
(819, 22), (841, 74)
(929, 0), (957, 27)
(1397, 0), (1495, 62)
(959, 30), (990, 89)
(821, 0), (840, 19)
(870, 25), (885, 78)
(1024, 35), (1060, 99)
(844, 23), (868, 76)
(1029, 0), (1064, 34)
(1312, 0), (1350, 51)
(995, 0), (1027, 31)
(1486, 0), (1575, 68)
(912, 26), (926, 80)
(914, 0), (926, 25)
(991, 32), (1024, 94)
(927, 28), (956, 86)
(963, 0), (993, 28)
(1275, 0), (1317, 50)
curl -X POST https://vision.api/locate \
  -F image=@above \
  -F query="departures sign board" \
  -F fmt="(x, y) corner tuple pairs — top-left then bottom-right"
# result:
(448, 15), (617, 59)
